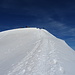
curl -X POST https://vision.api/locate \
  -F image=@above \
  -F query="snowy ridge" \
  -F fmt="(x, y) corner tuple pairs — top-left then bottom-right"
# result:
(0, 28), (75, 75)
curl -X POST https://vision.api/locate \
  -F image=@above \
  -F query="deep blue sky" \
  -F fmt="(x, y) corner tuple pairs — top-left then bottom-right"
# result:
(0, 0), (75, 50)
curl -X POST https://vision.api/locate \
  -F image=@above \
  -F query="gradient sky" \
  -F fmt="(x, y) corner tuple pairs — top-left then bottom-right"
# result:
(0, 0), (75, 50)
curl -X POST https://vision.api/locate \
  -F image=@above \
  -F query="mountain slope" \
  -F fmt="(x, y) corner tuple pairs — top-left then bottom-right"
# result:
(0, 28), (75, 75)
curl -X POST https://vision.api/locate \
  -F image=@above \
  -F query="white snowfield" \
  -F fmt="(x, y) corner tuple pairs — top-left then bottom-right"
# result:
(0, 28), (75, 75)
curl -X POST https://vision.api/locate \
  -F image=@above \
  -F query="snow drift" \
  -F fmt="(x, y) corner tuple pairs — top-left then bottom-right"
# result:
(0, 28), (75, 75)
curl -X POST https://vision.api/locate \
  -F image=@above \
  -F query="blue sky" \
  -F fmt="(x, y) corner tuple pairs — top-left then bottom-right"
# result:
(0, 0), (75, 50)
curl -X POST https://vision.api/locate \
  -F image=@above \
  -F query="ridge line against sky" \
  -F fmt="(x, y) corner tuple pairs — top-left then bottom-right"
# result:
(0, 0), (75, 50)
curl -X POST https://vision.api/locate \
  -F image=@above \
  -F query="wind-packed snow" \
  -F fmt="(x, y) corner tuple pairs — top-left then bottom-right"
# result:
(0, 28), (75, 75)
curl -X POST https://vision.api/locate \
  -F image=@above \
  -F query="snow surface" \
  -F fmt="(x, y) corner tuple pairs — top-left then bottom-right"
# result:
(0, 28), (75, 75)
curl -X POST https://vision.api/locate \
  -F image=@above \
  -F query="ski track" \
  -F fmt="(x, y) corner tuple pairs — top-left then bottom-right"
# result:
(0, 28), (75, 75)
(7, 29), (64, 75)
(7, 29), (43, 75)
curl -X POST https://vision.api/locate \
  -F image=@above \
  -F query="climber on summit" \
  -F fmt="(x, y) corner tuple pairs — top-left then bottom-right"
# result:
(26, 26), (30, 28)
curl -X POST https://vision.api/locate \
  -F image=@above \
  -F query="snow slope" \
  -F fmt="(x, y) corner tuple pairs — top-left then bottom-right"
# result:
(0, 28), (75, 75)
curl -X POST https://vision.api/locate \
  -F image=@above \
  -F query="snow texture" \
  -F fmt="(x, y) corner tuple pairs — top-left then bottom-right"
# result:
(0, 28), (75, 75)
